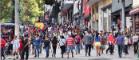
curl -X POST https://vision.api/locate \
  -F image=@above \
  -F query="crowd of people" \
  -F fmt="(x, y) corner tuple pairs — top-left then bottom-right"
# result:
(1, 25), (139, 60)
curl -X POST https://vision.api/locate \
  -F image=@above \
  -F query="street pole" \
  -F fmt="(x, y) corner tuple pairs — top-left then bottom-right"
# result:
(80, 0), (83, 29)
(15, 0), (20, 39)
(121, 0), (126, 32)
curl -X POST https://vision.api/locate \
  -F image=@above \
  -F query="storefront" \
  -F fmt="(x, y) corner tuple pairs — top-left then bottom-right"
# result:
(111, 0), (132, 32)
(130, 7), (139, 33)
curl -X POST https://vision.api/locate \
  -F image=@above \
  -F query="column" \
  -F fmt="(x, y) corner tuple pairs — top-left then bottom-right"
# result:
(98, 8), (103, 32)
(121, 0), (126, 32)
(15, 0), (20, 39)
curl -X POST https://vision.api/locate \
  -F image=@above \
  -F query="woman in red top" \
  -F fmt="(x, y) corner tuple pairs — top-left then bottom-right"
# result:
(106, 32), (115, 55)
(19, 38), (23, 59)
(1, 38), (6, 60)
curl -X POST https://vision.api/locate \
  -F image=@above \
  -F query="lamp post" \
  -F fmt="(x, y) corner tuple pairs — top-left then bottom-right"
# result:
(15, 0), (20, 39)
(80, 0), (83, 29)
(121, 0), (126, 32)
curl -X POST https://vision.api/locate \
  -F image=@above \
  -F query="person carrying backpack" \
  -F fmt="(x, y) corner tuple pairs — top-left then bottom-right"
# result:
(75, 34), (81, 54)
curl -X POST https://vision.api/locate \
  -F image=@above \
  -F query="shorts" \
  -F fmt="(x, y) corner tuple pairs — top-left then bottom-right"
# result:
(100, 45), (105, 49)
(94, 42), (101, 47)
(67, 45), (74, 53)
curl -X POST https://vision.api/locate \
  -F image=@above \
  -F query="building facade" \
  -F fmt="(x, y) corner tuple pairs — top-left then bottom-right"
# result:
(112, 0), (132, 32)
(130, 0), (139, 33)
(88, 0), (112, 32)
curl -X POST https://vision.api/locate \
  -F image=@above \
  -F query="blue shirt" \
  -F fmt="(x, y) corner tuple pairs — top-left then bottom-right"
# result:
(33, 37), (42, 46)
(83, 34), (93, 45)
(116, 35), (124, 45)
(95, 36), (100, 42)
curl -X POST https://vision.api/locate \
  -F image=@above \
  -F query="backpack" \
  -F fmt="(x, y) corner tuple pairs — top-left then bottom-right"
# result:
(75, 36), (80, 44)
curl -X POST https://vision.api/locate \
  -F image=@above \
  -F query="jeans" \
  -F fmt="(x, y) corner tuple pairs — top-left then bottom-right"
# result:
(67, 45), (74, 53)
(34, 45), (40, 57)
(75, 44), (80, 54)
(67, 45), (74, 58)
(117, 45), (123, 58)
(85, 44), (91, 56)
(45, 46), (49, 57)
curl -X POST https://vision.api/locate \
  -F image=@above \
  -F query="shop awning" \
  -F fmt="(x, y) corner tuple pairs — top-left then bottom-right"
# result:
(129, 7), (139, 15)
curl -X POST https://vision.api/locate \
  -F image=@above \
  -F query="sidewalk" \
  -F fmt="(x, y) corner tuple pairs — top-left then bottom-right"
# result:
(5, 47), (138, 60)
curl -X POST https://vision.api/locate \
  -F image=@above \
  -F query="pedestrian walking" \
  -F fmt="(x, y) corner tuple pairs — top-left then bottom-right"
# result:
(33, 34), (42, 58)
(43, 35), (50, 58)
(100, 31), (106, 54)
(0, 38), (6, 60)
(124, 35), (130, 55)
(83, 31), (93, 56)
(11, 36), (20, 60)
(19, 37), (23, 60)
(106, 32), (115, 55)
(59, 35), (66, 58)
(94, 32), (101, 56)
(132, 34), (139, 54)
(116, 32), (124, 58)
(66, 35), (75, 58)
(52, 36), (58, 57)
(21, 36), (30, 60)
(75, 34), (81, 54)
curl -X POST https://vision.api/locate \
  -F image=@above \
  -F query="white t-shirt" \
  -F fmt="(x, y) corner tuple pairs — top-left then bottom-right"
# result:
(124, 37), (129, 45)
(59, 38), (66, 46)
(132, 35), (139, 42)
(11, 39), (20, 50)
(68, 31), (71, 36)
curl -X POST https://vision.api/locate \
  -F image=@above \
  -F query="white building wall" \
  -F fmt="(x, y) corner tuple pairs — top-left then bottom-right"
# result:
(98, 0), (112, 32)
(98, 7), (103, 32)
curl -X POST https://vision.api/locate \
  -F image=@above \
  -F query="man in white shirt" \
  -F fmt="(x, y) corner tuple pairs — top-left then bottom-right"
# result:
(132, 34), (139, 54)
(11, 36), (20, 59)
(58, 35), (66, 58)
(124, 35), (129, 54)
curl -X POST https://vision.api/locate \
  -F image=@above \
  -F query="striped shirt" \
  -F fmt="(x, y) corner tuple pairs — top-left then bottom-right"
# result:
(66, 37), (74, 46)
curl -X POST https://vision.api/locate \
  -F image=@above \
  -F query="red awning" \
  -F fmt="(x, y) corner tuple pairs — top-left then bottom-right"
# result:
(129, 7), (139, 15)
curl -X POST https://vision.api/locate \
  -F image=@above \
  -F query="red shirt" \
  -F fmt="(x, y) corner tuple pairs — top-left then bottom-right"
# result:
(66, 37), (74, 46)
(19, 39), (23, 50)
(75, 35), (81, 43)
(108, 34), (115, 45)
(0, 39), (6, 48)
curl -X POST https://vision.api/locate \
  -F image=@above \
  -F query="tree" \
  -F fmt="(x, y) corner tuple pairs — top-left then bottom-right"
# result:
(0, 0), (13, 23)
(0, 0), (44, 24)
(19, 0), (44, 24)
